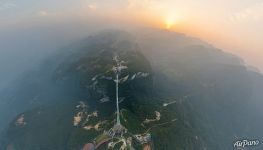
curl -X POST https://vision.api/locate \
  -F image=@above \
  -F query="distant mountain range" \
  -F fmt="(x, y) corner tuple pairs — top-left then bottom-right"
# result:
(0, 29), (262, 150)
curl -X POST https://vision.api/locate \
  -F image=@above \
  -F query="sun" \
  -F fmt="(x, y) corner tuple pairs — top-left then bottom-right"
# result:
(165, 17), (175, 30)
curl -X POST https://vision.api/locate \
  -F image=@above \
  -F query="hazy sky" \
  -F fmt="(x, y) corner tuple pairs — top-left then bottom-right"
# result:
(0, 0), (263, 71)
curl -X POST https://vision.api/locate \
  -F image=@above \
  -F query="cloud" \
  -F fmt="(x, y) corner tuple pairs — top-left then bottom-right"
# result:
(229, 2), (263, 22)
(0, 1), (16, 11)
(87, 4), (97, 11)
(37, 10), (60, 17)
(38, 11), (49, 17)
(127, 0), (158, 10)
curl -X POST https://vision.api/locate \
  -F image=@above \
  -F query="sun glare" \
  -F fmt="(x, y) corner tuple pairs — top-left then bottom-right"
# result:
(165, 17), (175, 30)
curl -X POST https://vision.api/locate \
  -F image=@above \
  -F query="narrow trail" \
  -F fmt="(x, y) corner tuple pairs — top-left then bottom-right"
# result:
(145, 119), (177, 134)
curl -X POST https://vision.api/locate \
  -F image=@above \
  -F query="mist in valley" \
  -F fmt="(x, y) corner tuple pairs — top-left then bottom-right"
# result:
(0, 16), (263, 149)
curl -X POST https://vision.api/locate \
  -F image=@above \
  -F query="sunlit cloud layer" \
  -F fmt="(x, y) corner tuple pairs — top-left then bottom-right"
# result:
(0, 0), (263, 71)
